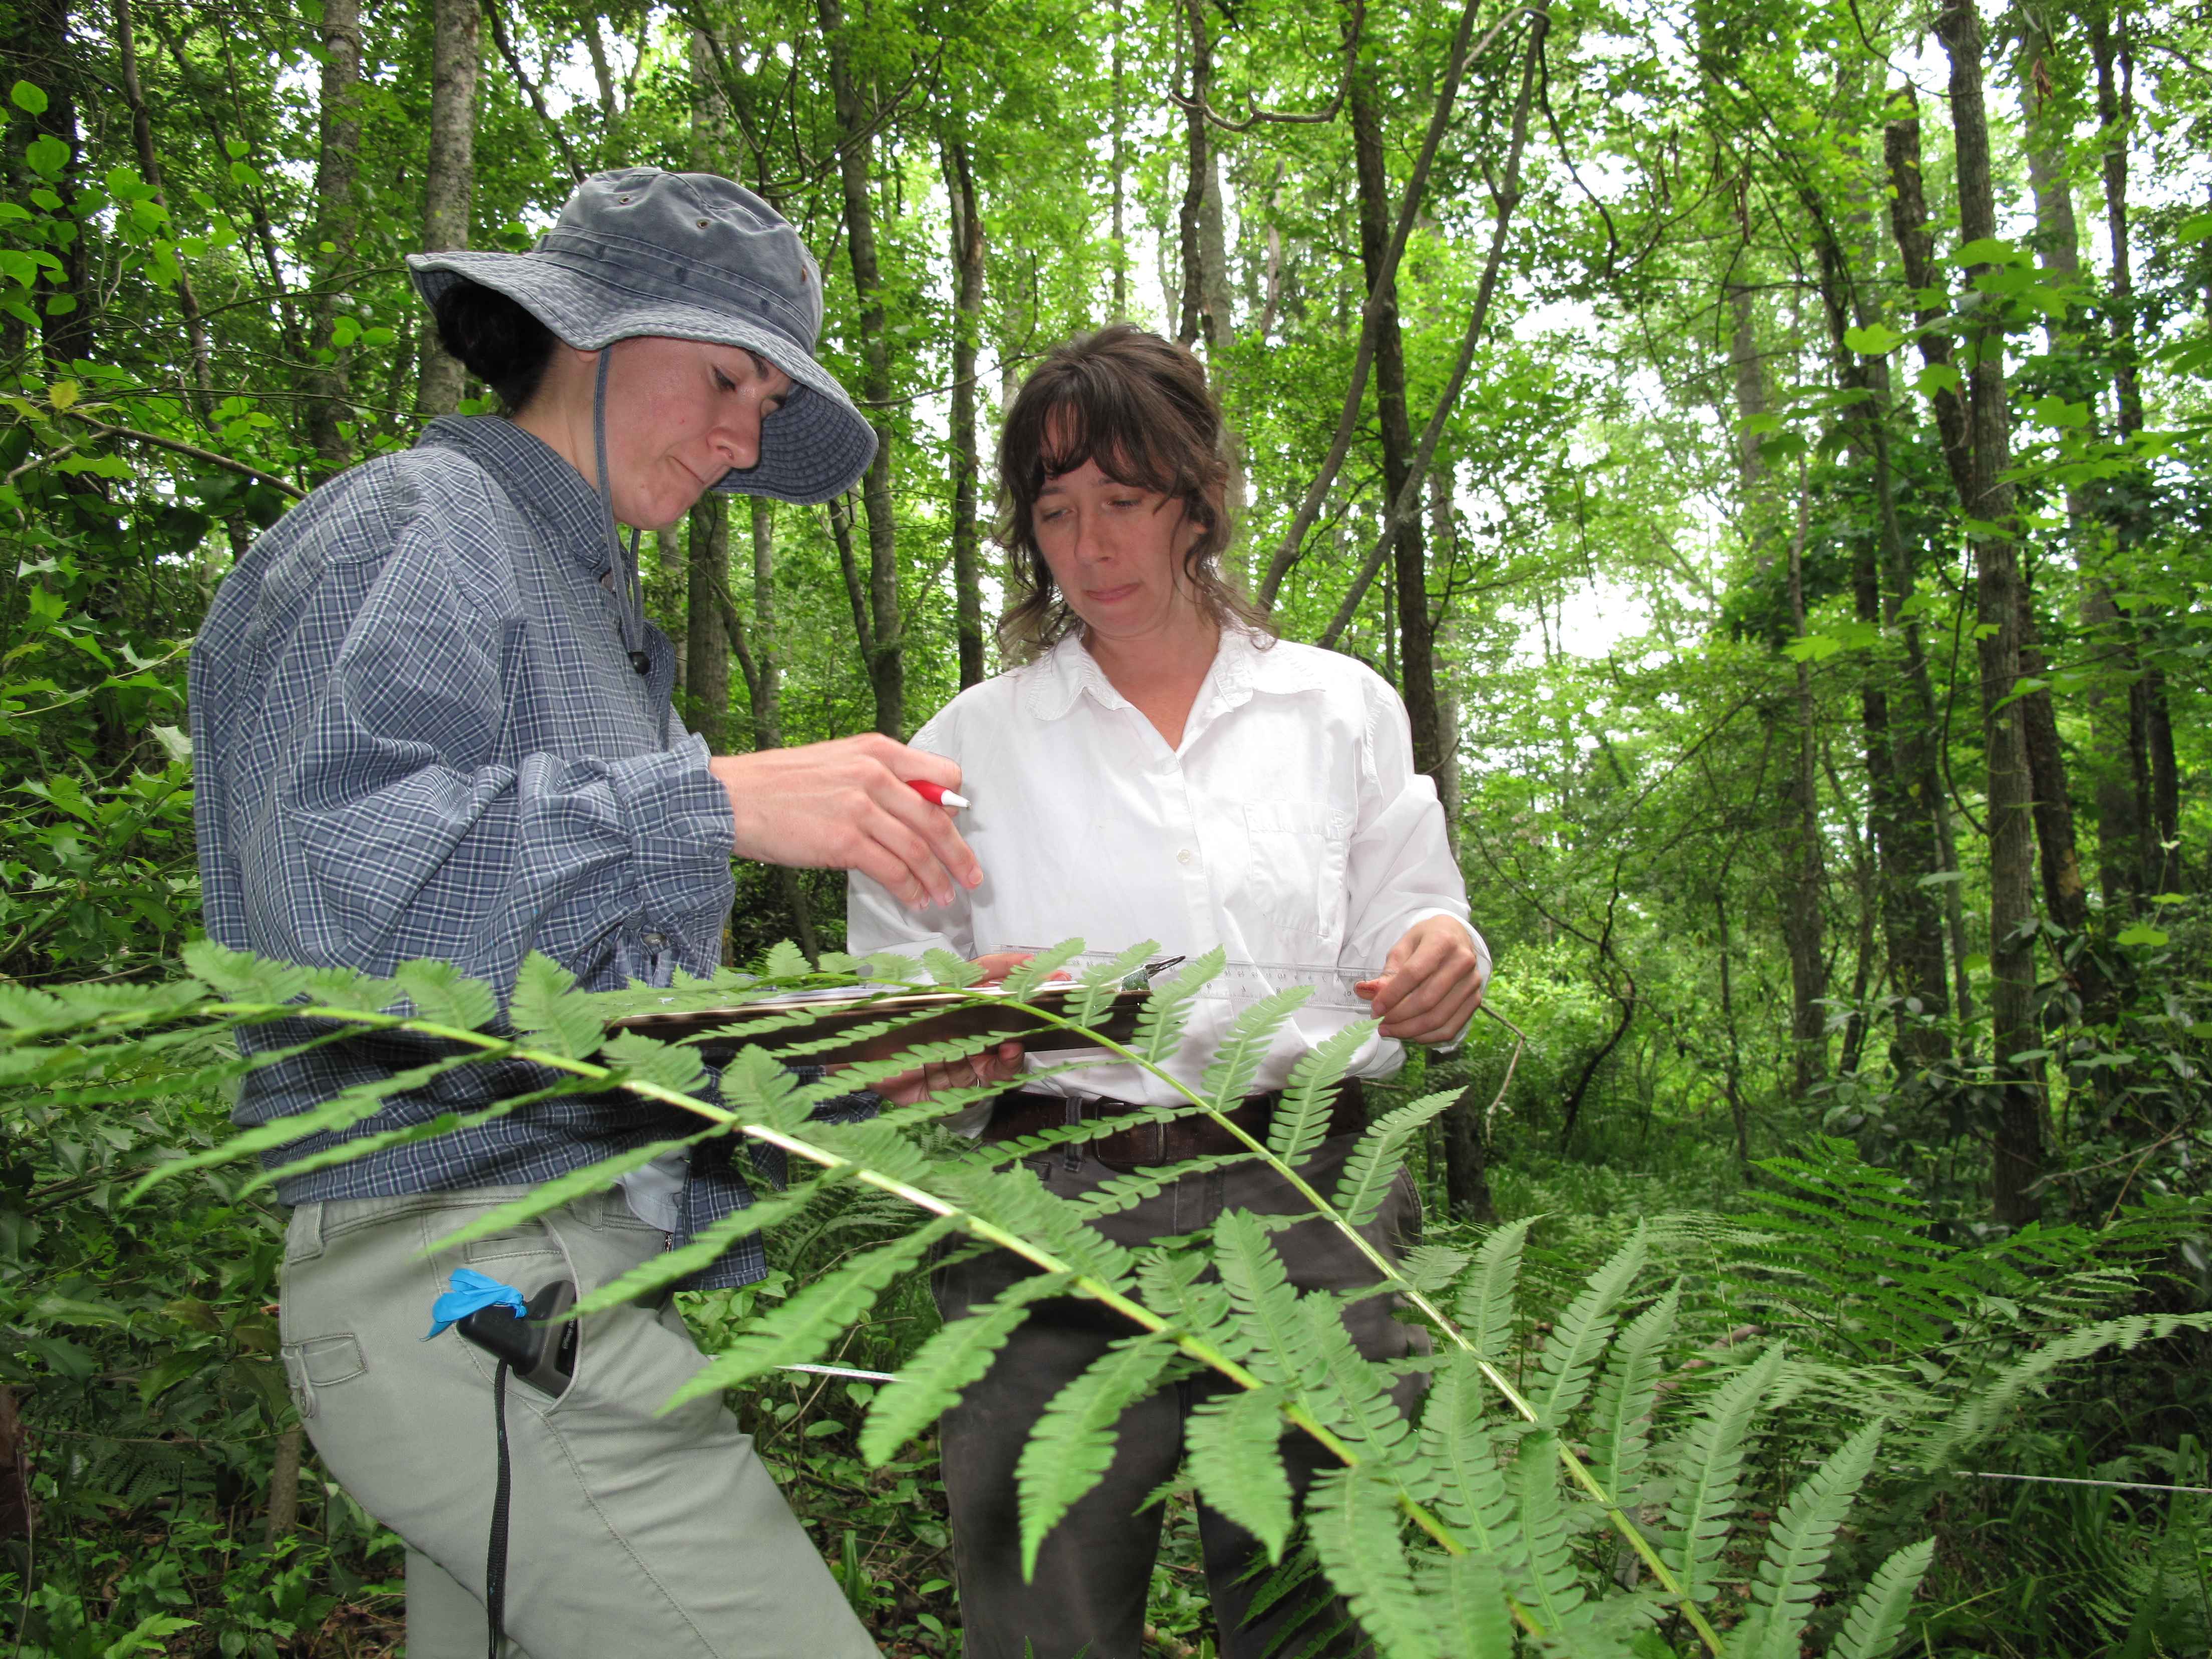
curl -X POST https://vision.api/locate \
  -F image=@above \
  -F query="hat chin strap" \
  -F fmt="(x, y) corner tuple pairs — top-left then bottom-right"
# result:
(593, 347), (653, 678)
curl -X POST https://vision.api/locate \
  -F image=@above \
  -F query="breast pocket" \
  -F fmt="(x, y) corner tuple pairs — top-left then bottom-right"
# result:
(1243, 801), (1353, 945)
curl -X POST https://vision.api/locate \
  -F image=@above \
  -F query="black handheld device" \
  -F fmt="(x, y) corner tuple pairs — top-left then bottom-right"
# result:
(457, 1279), (578, 1398)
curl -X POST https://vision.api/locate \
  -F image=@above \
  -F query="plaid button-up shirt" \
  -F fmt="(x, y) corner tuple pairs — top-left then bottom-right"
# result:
(192, 415), (856, 1288)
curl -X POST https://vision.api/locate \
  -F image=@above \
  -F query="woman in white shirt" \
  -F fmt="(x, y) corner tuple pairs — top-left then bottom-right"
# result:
(848, 326), (1488, 1659)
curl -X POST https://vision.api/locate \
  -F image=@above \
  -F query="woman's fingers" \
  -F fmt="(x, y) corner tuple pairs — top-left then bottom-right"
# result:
(1365, 919), (1485, 1043)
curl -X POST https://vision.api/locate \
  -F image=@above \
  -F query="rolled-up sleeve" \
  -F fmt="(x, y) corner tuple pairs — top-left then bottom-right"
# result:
(252, 524), (734, 993)
(1342, 678), (1489, 984)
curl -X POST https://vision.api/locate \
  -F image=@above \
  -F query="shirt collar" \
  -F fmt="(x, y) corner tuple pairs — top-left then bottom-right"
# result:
(1019, 626), (1323, 723)
(418, 415), (614, 577)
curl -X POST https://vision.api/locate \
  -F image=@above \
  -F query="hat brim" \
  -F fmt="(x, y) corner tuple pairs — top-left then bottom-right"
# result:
(409, 252), (877, 506)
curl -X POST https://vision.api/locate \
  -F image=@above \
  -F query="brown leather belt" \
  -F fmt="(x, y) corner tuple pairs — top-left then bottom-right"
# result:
(983, 1079), (1366, 1172)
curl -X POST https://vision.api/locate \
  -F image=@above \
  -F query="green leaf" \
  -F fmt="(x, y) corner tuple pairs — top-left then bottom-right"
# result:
(1533, 1224), (1647, 1428)
(424, 1136), (711, 1255)
(1417, 1352), (1513, 1553)
(392, 958), (499, 1032)
(507, 951), (605, 1056)
(1331, 1088), (1460, 1228)
(1070, 940), (1158, 1025)
(9, 80), (47, 115)
(1913, 362), (1962, 397)
(860, 1269), (1074, 1464)
(1308, 1465), (1429, 1659)
(1198, 987), (1312, 1112)
(2114, 924), (2168, 947)
(760, 939), (810, 978)
(1508, 1429), (1588, 1629)
(599, 1029), (710, 1096)
(1000, 937), (1087, 1001)
(1842, 323), (1902, 356)
(1587, 1281), (1680, 1504)
(1735, 1421), (1883, 1659)
(1952, 235), (2025, 267)
(668, 1216), (959, 1408)
(1421, 1552), (1516, 1659)
(570, 1176), (849, 1319)
(1830, 1537), (1935, 1659)
(1267, 1019), (1376, 1167)
(1186, 1384), (1295, 1561)
(2029, 394), (2091, 429)
(1663, 1341), (1787, 1601)
(1136, 947), (1224, 1063)
(25, 132), (68, 178)
(182, 938), (308, 1006)
(1015, 1334), (1179, 1576)
(1213, 1207), (1313, 1387)
(1452, 1216), (1536, 1362)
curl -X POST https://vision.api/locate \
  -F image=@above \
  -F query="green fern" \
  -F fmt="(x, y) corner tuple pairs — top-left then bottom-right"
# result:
(1586, 1281), (1680, 1505)
(1662, 1340), (1786, 1604)
(1532, 1224), (1647, 1428)
(1331, 1088), (1461, 1228)
(1197, 987), (1314, 1112)
(1452, 1216), (1537, 1363)
(1828, 1536), (1935, 1659)
(1417, 1351), (1514, 1555)
(1067, 940), (1160, 1024)
(1267, 1019), (1377, 1167)
(1185, 1383), (1295, 1561)
(1419, 1551), (1517, 1659)
(1509, 1429), (1589, 1634)
(1309, 1464), (1430, 1659)
(1013, 1333), (1180, 1576)
(1733, 1420), (1883, 1659)
(999, 939), (1089, 1000)
(1134, 946), (1226, 1063)
(1212, 1207), (1316, 1388)
(860, 1269), (1075, 1463)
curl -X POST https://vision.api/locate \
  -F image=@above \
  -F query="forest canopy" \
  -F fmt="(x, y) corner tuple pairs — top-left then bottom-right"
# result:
(1, 0), (2208, 1651)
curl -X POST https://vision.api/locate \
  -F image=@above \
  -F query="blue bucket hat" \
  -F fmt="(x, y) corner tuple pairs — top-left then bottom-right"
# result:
(406, 167), (876, 505)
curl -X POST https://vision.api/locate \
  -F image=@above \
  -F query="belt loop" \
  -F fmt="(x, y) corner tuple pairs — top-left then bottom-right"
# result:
(1063, 1096), (1084, 1172)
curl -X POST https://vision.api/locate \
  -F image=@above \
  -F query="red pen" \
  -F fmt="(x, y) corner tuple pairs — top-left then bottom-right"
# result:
(908, 779), (971, 811)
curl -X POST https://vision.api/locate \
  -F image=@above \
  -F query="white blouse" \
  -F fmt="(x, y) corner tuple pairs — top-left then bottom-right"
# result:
(846, 629), (1487, 1108)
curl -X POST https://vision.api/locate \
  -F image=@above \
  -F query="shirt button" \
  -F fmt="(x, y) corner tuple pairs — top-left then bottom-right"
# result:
(1177, 849), (1195, 866)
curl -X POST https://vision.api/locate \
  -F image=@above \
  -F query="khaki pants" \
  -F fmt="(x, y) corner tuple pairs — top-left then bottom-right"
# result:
(279, 1188), (878, 1659)
(933, 1132), (1428, 1659)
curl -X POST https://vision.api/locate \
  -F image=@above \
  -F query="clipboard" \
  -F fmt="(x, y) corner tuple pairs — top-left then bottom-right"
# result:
(606, 981), (1153, 1066)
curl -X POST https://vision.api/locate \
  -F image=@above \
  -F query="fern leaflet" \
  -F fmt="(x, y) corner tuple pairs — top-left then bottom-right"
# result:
(1509, 1429), (1588, 1633)
(1452, 1216), (1536, 1363)
(1662, 1339), (1786, 1604)
(1417, 1351), (1513, 1554)
(1309, 1465), (1430, 1659)
(1014, 1334), (1179, 1577)
(1533, 1224), (1647, 1429)
(1735, 1420), (1882, 1659)
(1135, 947), (1225, 1063)
(860, 1270), (1075, 1464)
(1198, 988), (1315, 1112)
(1419, 1551), (1517, 1659)
(1331, 1088), (1462, 1228)
(1587, 1281), (1679, 1506)
(1829, 1536), (1935, 1659)
(1185, 1384), (1295, 1561)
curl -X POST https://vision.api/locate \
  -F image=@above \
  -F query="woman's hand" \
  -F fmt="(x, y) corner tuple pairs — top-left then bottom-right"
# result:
(1355, 916), (1487, 1045)
(708, 734), (981, 909)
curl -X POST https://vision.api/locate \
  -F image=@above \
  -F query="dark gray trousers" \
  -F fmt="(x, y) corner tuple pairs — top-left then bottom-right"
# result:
(933, 1132), (1427, 1659)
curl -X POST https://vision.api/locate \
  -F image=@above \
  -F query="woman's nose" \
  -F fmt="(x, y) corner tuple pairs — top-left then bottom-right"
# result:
(716, 406), (764, 470)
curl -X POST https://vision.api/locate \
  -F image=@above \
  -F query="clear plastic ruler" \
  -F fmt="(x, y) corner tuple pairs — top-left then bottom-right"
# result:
(989, 946), (1381, 1012)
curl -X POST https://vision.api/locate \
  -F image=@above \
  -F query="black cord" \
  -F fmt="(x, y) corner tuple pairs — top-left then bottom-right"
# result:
(486, 1358), (512, 1659)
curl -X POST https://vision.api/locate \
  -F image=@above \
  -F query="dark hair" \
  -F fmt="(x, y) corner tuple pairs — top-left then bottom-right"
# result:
(995, 325), (1270, 658)
(430, 280), (557, 413)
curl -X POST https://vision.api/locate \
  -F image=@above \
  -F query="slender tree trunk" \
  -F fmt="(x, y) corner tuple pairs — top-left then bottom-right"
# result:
(1110, 0), (1127, 316)
(4, 0), (93, 371)
(945, 135), (987, 689)
(416, 0), (479, 417)
(1728, 282), (1767, 492)
(1348, 63), (1442, 785)
(1175, 0), (1213, 348)
(816, 0), (902, 736)
(734, 500), (820, 960)
(686, 497), (730, 750)
(1782, 461), (1829, 1093)
(305, 0), (363, 469)
(264, 1423), (303, 1540)
(1716, 885), (1749, 1167)
(115, 0), (211, 404)
(1938, 0), (2043, 1227)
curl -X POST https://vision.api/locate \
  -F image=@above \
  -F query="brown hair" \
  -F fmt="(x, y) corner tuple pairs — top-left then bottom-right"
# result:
(995, 325), (1270, 659)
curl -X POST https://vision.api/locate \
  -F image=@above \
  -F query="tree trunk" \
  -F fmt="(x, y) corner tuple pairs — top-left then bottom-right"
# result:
(416, 0), (479, 418)
(816, 0), (903, 736)
(1728, 282), (1767, 492)
(1441, 1088), (1495, 1223)
(1111, 0), (1128, 316)
(3, 0), (93, 372)
(264, 1422), (303, 1541)
(1781, 462), (1829, 1094)
(1175, 0), (1213, 349)
(686, 496), (730, 750)
(945, 134), (987, 689)
(741, 501), (820, 960)
(1937, 0), (2043, 1227)
(1348, 63), (1442, 785)
(305, 0), (363, 469)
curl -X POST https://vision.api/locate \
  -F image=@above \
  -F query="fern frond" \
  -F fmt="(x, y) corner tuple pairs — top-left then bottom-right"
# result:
(860, 1269), (1075, 1464)
(243, 1074), (609, 1193)
(391, 957), (501, 1031)
(507, 951), (605, 1055)
(1297, 1293), (1413, 1457)
(666, 1216), (958, 1407)
(1452, 1216), (1537, 1362)
(1070, 1152), (1255, 1220)
(1135, 1250), (1236, 1350)
(1735, 1421), (1883, 1659)
(1213, 1208), (1315, 1387)
(1419, 1551), (1517, 1659)
(1309, 1465), (1430, 1659)
(1828, 1536), (1935, 1659)
(934, 1162), (1138, 1290)
(1135, 947), (1225, 1063)
(1587, 1281), (1679, 1505)
(1417, 1351), (1513, 1554)
(1509, 1429), (1589, 1633)
(1915, 1311), (2212, 1469)
(1070, 941), (1160, 1025)
(1400, 1243), (1473, 1293)
(923, 948), (987, 987)
(1186, 1384), (1295, 1561)
(1198, 987), (1314, 1112)
(1331, 1088), (1461, 1228)
(570, 1176), (852, 1318)
(1000, 938), (1091, 1001)
(1014, 1334), (1179, 1577)
(1661, 1339), (1786, 1603)
(1269, 1021), (1379, 1167)
(1533, 1224), (1647, 1429)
